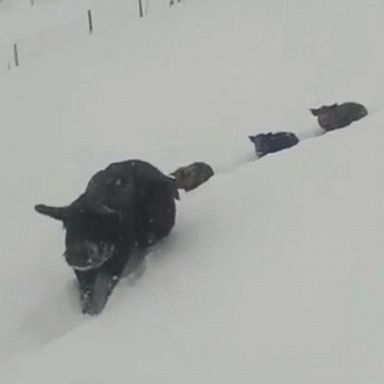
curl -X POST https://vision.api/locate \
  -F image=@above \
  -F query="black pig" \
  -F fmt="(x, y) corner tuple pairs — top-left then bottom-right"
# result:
(248, 132), (299, 157)
(35, 160), (178, 315)
(310, 102), (368, 131)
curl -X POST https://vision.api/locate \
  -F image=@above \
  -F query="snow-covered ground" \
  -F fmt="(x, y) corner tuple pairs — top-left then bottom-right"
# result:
(1, 0), (383, 382)
(0, 0), (170, 70)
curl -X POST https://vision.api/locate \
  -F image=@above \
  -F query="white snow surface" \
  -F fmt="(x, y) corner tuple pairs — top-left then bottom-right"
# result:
(1, 0), (384, 382)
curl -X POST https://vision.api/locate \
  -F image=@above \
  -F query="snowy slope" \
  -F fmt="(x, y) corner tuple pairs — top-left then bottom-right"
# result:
(0, 0), (170, 70)
(1, 0), (384, 382)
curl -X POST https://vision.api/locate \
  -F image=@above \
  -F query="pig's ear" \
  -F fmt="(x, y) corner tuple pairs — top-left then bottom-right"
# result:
(34, 204), (70, 221)
(310, 108), (319, 116)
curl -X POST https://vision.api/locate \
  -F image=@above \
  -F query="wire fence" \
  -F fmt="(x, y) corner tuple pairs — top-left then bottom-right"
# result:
(0, 0), (182, 73)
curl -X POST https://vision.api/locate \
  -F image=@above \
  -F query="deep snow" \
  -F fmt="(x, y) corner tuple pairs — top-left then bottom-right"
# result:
(0, 0), (383, 382)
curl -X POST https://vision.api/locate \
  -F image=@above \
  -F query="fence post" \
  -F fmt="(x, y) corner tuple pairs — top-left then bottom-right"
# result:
(13, 43), (19, 67)
(87, 9), (93, 34)
(137, 0), (144, 17)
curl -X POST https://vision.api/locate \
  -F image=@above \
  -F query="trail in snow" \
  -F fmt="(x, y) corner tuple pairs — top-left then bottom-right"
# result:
(1, 112), (369, 367)
(213, 111), (368, 175)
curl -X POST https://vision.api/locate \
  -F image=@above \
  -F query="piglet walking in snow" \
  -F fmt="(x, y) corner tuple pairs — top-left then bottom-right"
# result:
(248, 132), (299, 158)
(171, 161), (214, 192)
(310, 102), (368, 132)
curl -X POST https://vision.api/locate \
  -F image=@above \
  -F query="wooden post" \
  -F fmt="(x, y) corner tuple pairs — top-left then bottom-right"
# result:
(13, 43), (19, 67)
(87, 10), (93, 34)
(137, 0), (144, 17)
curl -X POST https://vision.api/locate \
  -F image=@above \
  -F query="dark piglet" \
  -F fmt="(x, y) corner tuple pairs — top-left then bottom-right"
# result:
(248, 132), (299, 158)
(310, 102), (368, 131)
(171, 162), (214, 192)
(35, 160), (178, 315)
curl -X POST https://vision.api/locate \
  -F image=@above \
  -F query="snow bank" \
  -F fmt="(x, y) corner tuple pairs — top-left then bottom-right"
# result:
(0, 0), (383, 382)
